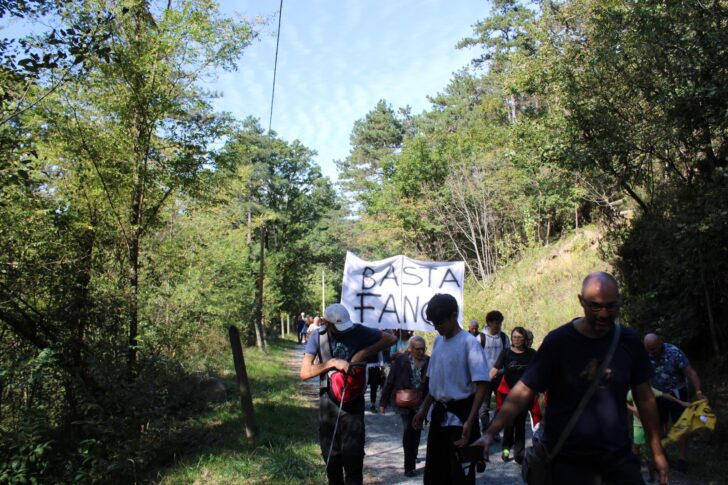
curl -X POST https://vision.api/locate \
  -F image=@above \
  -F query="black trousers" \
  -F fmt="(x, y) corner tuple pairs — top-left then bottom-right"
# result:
(368, 366), (383, 405)
(424, 425), (479, 485)
(503, 407), (528, 462)
(319, 391), (365, 485)
(400, 411), (422, 472)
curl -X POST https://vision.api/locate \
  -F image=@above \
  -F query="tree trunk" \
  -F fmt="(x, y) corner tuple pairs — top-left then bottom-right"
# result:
(253, 224), (267, 350)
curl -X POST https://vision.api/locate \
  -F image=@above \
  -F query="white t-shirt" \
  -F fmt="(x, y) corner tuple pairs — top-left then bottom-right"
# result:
(427, 330), (490, 425)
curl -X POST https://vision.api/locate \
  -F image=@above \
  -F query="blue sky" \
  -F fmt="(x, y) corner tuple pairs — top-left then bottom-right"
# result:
(215, 0), (488, 180)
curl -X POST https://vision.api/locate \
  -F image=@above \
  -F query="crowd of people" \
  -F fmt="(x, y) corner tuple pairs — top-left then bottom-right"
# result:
(298, 272), (708, 485)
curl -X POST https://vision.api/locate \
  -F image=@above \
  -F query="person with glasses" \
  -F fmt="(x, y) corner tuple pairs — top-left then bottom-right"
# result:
(413, 293), (490, 485)
(489, 326), (536, 464)
(475, 272), (669, 485)
(379, 335), (430, 477)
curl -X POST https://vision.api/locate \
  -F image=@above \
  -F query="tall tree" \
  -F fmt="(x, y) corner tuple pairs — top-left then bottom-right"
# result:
(336, 99), (405, 210)
(216, 119), (340, 346)
(49, 0), (255, 370)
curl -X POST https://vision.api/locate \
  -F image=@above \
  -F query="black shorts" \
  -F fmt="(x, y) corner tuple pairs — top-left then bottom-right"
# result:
(656, 387), (687, 425)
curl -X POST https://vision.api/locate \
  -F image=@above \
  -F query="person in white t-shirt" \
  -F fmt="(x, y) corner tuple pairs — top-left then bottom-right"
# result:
(480, 311), (509, 433)
(413, 294), (490, 484)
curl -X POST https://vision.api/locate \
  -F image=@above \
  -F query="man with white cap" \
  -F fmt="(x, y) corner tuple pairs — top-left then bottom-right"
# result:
(300, 303), (396, 485)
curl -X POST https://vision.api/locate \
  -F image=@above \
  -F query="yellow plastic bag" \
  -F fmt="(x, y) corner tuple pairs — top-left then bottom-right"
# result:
(661, 400), (716, 447)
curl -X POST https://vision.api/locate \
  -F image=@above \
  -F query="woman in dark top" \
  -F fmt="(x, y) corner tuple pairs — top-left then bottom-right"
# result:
(380, 335), (430, 477)
(489, 326), (536, 464)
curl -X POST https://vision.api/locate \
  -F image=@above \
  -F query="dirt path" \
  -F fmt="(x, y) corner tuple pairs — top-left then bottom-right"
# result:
(285, 343), (695, 484)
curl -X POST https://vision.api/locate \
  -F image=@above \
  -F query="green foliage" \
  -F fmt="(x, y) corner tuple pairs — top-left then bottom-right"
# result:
(215, 118), (342, 322)
(336, 99), (406, 209)
(613, 177), (728, 355)
(465, 228), (607, 344)
(156, 339), (325, 485)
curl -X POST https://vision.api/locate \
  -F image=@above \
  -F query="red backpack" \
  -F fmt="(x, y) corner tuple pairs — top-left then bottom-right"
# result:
(318, 327), (367, 404)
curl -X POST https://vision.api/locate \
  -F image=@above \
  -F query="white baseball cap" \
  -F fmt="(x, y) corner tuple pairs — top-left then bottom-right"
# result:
(323, 304), (354, 332)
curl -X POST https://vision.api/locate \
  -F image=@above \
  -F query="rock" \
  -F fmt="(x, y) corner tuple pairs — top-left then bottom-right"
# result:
(198, 377), (227, 403)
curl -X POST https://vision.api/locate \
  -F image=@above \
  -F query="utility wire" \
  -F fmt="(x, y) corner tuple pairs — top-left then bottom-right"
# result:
(268, 0), (284, 135)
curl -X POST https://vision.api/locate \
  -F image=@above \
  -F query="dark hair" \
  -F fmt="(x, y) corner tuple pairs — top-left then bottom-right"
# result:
(511, 326), (529, 348)
(426, 294), (458, 324)
(511, 326), (527, 339)
(486, 310), (504, 323)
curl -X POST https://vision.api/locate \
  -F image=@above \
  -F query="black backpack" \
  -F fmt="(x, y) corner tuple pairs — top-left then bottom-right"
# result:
(479, 331), (507, 350)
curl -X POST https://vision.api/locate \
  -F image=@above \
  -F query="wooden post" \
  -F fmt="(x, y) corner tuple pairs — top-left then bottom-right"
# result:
(286, 314), (290, 336)
(280, 313), (285, 338)
(228, 325), (258, 439)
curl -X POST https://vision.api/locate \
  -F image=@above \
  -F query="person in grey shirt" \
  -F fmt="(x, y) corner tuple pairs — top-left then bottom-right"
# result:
(479, 310), (509, 433)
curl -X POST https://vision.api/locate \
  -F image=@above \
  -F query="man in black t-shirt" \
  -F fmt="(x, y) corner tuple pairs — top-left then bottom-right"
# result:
(300, 304), (396, 485)
(475, 272), (669, 485)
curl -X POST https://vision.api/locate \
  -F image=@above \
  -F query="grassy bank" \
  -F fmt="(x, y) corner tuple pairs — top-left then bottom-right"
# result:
(152, 338), (324, 485)
(464, 227), (608, 345)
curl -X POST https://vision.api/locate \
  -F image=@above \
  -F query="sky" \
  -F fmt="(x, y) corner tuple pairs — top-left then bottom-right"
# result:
(214, 0), (489, 181)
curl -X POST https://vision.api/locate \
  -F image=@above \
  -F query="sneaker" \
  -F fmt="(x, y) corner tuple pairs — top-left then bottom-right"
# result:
(501, 449), (512, 462)
(404, 469), (415, 477)
(369, 404), (377, 413)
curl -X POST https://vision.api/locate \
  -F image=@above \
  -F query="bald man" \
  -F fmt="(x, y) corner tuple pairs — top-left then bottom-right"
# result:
(644, 333), (705, 473)
(475, 272), (668, 485)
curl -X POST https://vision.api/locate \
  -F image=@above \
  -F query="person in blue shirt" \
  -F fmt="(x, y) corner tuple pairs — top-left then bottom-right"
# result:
(300, 304), (395, 485)
(644, 333), (706, 473)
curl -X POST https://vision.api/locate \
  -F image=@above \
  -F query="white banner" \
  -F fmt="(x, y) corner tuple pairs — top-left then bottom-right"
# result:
(340, 251), (464, 331)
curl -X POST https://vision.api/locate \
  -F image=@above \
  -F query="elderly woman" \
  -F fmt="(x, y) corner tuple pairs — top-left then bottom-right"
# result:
(379, 335), (429, 478)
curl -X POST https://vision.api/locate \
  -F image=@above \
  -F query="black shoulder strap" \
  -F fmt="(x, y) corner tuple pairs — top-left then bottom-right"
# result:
(548, 323), (621, 460)
(318, 327), (333, 388)
(499, 331), (507, 349)
(479, 333), (486, 348)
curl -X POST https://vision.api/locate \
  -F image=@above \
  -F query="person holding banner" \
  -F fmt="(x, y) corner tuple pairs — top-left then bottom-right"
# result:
(413, 293), (490, 485)
(299, 304), (396, 485)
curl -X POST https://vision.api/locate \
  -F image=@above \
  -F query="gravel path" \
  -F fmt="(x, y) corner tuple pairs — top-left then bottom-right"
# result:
(286, 342), (694, 485)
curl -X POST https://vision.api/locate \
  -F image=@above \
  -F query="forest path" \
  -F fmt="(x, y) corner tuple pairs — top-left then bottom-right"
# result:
(283, 342), (695, 485)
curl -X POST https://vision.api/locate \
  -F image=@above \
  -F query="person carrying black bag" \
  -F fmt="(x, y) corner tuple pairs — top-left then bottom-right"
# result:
(413, 294), (490, 485)
(474, 272), (669, 485)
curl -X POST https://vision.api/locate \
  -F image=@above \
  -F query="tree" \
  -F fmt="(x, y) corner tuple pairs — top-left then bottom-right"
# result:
(216, 119), (340, 346)
(336, 99), (406, 210)
(539, 0), (727, 355)
(48, 0), (255, 370)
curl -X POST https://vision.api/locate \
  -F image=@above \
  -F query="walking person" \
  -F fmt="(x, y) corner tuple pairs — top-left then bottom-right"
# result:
(643, 333), (707, 473)
(296, 312), (307, 344)
(299, 304), (396, 485)
(489, 326), (536, 464)
(475, 272), (669, 485)
(479, 311), (509, 433)
(367, 359), (384, 413)
(379, 335), (430, 477)
(413, 293), (490, 485)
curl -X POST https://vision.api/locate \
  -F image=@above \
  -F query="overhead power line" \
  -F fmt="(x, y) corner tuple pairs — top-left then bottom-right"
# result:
(268, 0), (284, 135)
